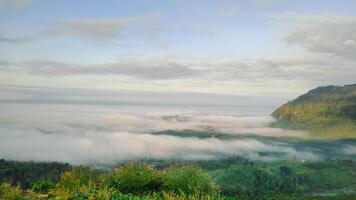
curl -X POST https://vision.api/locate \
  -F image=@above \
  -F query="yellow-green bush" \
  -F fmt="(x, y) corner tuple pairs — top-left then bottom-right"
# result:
(0, 183), (22, 200)
(163, 165), (219, 197)
(103, 162), (163, 195)
(49, 167), (95, 199)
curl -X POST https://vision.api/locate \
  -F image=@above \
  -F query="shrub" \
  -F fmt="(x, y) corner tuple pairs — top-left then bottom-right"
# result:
(57, 167), (93, 190)
(50, 167), (94, 199)
(31, 180), (55, 193)
(104, 163), (163, 195)
(0, 182), (22, 200)
(163, 165), (218, 197)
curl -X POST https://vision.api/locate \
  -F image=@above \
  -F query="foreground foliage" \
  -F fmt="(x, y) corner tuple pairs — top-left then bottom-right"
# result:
(0, 162), (220, 200)
(1, 158), (356, 199)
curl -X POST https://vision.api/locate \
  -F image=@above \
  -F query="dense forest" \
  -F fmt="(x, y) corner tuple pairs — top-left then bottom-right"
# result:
(272, 84), (356, 138)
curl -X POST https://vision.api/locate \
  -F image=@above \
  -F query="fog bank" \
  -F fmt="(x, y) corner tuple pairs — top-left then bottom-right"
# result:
(0, 85), (319, 164)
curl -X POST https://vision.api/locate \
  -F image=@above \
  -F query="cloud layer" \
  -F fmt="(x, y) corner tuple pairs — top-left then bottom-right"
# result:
(18, 59), (199, 79)
(281, 14), (356, 61)
(0, 85), (299, 137)
(0, 85), (314, 165)
(1, 85), (355, 165)
(0, 128), (315, 165)
(0, 13), (163, 43)
(1, 54), (354, 84)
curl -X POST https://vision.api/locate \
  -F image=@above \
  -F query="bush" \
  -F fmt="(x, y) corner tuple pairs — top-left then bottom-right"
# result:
(31, 180), (55, 193)
(50, 167), (94, 199)
(57, 167), (93, 190)
(163, 165), (219, 197)
(0, 183), (22, 200)
(104, 163), (163, 195)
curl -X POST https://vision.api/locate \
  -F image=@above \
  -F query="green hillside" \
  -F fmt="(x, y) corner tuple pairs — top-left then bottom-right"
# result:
(272, 84), (356, 138)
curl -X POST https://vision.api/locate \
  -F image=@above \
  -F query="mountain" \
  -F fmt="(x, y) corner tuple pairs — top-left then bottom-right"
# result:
(272, 84), (356, 138)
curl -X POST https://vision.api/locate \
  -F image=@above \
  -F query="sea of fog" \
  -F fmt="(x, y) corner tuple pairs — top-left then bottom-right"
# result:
(1, 85), (352, 165)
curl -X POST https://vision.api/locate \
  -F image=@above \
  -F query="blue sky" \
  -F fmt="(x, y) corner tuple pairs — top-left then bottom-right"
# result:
(0, 0), (356, 99)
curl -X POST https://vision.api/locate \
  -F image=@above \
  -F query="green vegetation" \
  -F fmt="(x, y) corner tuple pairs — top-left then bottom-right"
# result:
(272, 84), (356, 138)
(0, 183), (23, 200)
(0, 159), (70, 189)
(163, 165), (218, 197)
(31, 180), (55, 194)
(0, 161), (221, 200)
(1, 159), (356, 199)
(206, 159), (356, 198)
(103, 163), (163, 195)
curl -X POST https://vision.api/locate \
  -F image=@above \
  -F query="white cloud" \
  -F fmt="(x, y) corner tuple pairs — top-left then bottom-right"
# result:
(343, 145), (356, 155)
(0, 55), (348, 80)
(51, 18), (133, 39)
(0, 128), (316, 165)
(18, 59), (200, 80)
(1, 52), (355, 87)
(0, 13), (160, 42)
(274, 13), (356, 61)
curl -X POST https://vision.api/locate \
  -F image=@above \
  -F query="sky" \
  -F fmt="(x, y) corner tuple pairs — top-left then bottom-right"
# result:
(0, 0), (356, 99)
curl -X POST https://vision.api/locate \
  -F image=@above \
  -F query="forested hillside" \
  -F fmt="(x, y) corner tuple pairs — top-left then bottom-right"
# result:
(272, 84), (356, 138)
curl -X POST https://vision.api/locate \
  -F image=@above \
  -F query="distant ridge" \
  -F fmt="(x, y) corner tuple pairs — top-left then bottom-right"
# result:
(272, 84), (356, 138)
